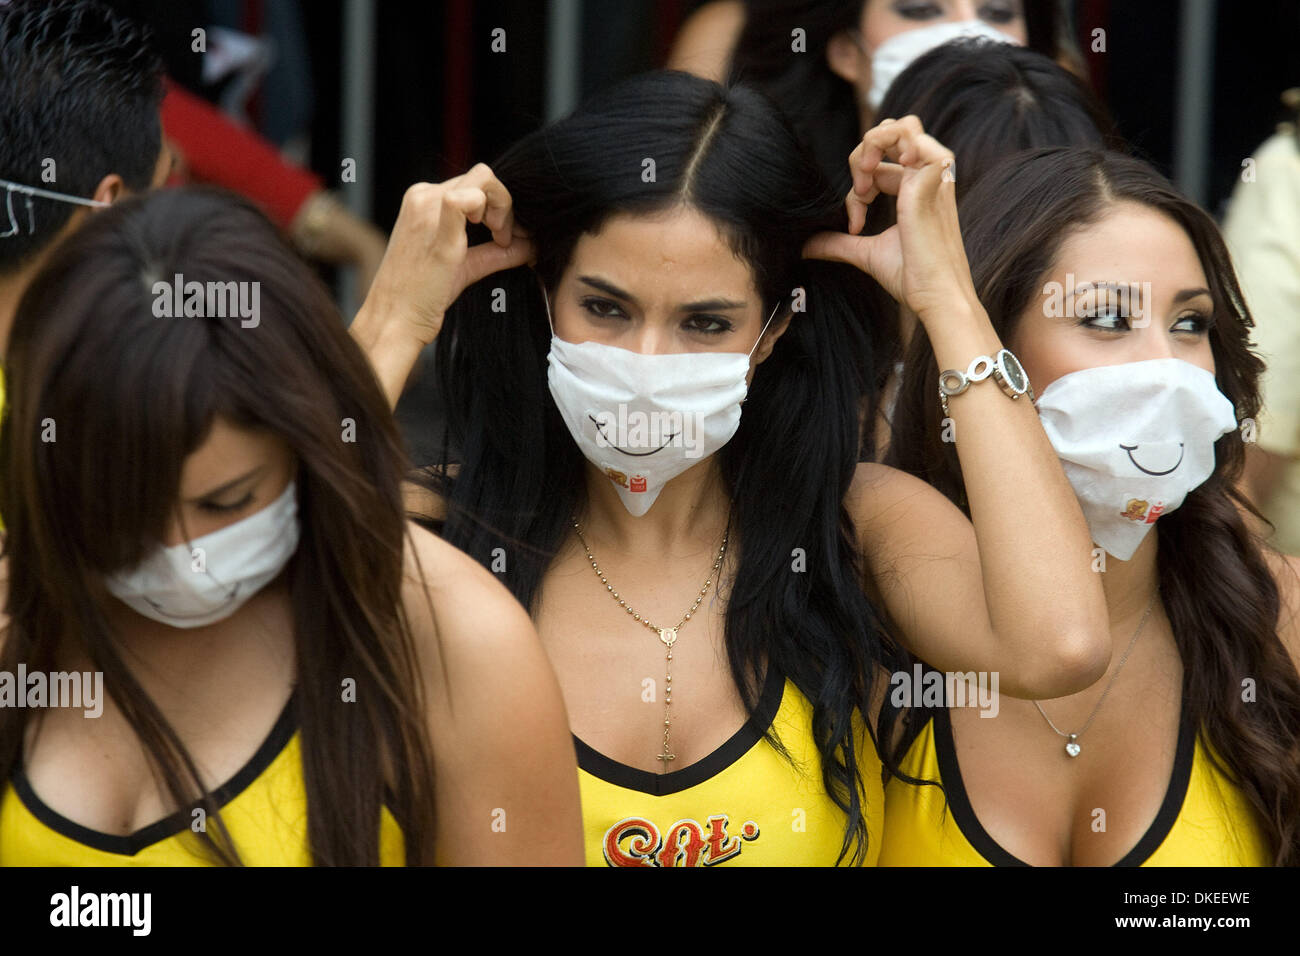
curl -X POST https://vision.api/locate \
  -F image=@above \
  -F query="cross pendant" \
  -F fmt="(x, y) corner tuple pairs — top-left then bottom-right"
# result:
(656, 749), (675, 767)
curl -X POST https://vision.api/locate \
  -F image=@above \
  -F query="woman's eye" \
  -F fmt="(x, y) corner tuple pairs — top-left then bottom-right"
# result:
(1173, 312), (1212, 334)
(199, 492), (254, 514)
(684, 314), (733, 335)
(893, 1), (943, 20)
(1078, 305), (1128, 331)
(979, 3), (1020, 25)
(580, 297), (627, 320)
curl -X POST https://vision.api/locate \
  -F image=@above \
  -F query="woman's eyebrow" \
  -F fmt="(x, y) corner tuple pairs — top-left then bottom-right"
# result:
(578, 276), (747, 313)
(1070, 280), (1141, 299)
(578, 275), (638, 305)
(1172, 287), (1213, 305)
(188, 465), (266, 502)
(679, 297), (747, 312)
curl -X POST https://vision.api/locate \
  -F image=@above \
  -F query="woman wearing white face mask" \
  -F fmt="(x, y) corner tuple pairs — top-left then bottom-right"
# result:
(884, 146), (1300, 866)
(352, 71), (1112, 866)
(0, 187), (584, 866)
(668, 1), (1079, 189)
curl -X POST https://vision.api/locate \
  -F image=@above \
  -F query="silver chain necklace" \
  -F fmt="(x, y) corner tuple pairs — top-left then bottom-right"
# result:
(1033, 590), (1157, 758)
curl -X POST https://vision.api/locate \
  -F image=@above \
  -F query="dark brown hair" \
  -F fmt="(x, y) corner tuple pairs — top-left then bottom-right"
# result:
(888, 146), (1300, 864)
(0, 186), (438, 865)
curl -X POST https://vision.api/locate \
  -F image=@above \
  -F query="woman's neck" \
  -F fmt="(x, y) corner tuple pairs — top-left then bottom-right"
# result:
(1098, 529), (1163, 628)
(578, 457), (732, 556)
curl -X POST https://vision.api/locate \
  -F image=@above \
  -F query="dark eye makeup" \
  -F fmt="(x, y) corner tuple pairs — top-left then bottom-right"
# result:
(198, 491), (255, 514)
(581, 296), (737, 336)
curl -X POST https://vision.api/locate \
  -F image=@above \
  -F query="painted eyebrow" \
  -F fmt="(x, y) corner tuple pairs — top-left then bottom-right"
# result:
(577, 276), (747, 313)
(187, 465), (266, 503)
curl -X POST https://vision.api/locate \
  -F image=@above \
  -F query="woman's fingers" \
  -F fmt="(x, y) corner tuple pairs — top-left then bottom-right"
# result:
(458, 163), (516, 246)
(846, 162), (904, 235)
(463, 233), (536, 288)
(435, 188), (481, 257)
(863, 116), (954, 175)
(803, 230), (852, 266)
(803, 230), (869, 268)
(846, 191), (870, 236)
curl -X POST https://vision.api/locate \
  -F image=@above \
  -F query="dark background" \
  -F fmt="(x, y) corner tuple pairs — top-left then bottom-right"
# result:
(292, 0), (1300, 226)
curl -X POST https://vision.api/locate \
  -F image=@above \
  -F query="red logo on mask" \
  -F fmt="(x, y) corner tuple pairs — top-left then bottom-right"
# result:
(629, 475), (647, 492)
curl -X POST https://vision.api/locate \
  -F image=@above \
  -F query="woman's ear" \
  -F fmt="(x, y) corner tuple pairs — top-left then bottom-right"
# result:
(826, 29), (865, 84)
(752, 309), (794, 366)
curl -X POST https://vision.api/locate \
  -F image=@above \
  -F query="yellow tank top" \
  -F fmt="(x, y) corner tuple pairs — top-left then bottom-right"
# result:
(577, 670), (884, 866)
(879, 706), (1272, 866)
(0, 693), (405, 865)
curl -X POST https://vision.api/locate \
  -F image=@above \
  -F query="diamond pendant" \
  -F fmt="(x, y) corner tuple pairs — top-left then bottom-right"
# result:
(1065, 734), (1081, 758)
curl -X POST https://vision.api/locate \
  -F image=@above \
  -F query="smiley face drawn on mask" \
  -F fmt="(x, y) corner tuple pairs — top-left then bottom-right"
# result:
(588, 413), (679, 457)
(1119, 442), (1185, 476)
(144, 581), (240, 620)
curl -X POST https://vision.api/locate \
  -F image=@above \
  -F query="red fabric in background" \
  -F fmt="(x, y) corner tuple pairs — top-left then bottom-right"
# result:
(160, 77), (322, 229)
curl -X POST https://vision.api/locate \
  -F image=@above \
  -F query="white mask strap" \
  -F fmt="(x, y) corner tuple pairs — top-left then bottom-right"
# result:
(747, 299), (785, 360)
(0, 178), (110, 239)
(540, 282), (556, 336)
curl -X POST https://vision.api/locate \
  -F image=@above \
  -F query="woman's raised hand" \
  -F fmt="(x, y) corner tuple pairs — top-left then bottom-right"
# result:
(803, 116), (979, 324)
(366, 164), (533, 344)
(352, 164), (534, 407)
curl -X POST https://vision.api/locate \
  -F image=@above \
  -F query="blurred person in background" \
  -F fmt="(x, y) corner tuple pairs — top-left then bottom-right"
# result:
(669, 0), (1083, 191)
(107, 0), (390, 295)
(848, 37), (1119, 458)
(0, 0), (169, 356)
(1225, 90), (1300, 556)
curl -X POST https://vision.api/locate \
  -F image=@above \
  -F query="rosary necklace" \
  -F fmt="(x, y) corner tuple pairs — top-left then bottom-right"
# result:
(571, 516), (729, 771)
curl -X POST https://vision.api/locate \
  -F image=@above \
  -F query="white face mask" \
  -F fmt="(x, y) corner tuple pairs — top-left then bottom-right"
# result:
(105, 480), (300, 628)
(866, 20), (1016, 111)
(1035, 358), (1238, 561)
(544, 290), (780, 517)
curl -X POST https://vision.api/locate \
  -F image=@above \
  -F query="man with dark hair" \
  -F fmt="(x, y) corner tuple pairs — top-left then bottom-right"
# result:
(0, 0), (169, 349)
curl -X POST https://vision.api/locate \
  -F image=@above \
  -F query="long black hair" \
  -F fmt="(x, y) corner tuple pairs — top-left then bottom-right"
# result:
(888, 147), (1300, 865)
(423, 69), (907, 863)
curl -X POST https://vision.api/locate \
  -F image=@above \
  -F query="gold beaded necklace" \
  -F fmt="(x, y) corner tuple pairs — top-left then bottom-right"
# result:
(571, 516), (730, 771)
